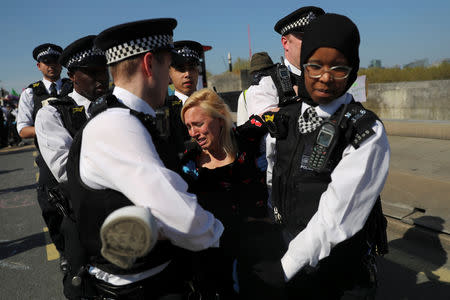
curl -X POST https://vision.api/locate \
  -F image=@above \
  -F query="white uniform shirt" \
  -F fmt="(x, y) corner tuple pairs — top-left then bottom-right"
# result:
(266, 93), (391, 281)
(236, 90), (248, 126)
(17, 78), (64, 134)
(80, 86), (224, 285)
(35, 90), (91, 183)
(245, 58), (301, 117)
(174, 90), (188, 105)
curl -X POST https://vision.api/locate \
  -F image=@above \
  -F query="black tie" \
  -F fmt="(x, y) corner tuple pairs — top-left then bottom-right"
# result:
(50, 83), (57, 97)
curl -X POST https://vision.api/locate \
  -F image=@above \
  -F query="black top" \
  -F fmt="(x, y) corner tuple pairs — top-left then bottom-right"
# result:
(179, 118), (269, 295)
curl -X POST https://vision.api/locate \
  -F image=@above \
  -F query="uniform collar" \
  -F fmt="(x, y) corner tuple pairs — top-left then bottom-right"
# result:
(302, 93), (352, 118)
(68, 90), (92, 114)
(284, 58), (302, 76)
(112, 86), (156, 117)
(174, 90), (189, 105)
(42, 77), (62, 93)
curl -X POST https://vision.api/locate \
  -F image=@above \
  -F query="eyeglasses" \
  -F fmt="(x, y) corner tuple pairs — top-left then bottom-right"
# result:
(303, 63), (352, 80)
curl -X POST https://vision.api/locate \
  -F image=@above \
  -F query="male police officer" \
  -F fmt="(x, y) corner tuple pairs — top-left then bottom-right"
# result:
(63, 19), (223, 298)
(16, 43), (73, 261)
(245, 6), (325, 116)
(35, 35), (109, 184)
(167, 40), (204, 156)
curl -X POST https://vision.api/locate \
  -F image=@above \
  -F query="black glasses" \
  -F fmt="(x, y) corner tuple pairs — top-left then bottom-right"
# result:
(303, 63), (352, 80)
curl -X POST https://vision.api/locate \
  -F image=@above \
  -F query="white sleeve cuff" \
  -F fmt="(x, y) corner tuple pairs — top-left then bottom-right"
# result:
(281, 253), (306, 281)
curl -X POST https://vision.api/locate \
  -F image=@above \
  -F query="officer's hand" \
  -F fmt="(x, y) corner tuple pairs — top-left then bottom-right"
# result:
(253, 259), (286, 288)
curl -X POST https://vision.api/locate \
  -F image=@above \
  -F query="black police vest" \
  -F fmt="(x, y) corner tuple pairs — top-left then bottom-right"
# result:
(65, 94), (178, 275)
(271, 98), (388, 254)
(29, 79), (73, 122)
(48, 96), (88, 138)
(166, 94), (191, 156)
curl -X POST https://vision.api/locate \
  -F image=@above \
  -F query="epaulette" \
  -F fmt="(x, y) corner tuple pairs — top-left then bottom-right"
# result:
(339, 102), (380, 149)
(88, 93), (126, 117)
(29, 81), (42, 88)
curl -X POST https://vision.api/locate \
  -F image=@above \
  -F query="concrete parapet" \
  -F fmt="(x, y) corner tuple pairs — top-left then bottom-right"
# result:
(383, 119), (450, 140)
(364, 80), (450, 121)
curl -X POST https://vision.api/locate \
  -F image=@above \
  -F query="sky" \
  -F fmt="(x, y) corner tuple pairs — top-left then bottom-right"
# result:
(1, 0), (449, 93)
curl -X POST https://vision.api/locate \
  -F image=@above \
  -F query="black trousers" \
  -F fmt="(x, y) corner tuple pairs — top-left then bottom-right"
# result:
(36, 154), (64, 252)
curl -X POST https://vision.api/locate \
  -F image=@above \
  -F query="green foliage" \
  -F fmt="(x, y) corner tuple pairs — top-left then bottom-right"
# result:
(359, 62), (450, 84)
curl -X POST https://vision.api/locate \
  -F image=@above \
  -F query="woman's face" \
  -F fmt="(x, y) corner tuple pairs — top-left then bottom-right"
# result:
(304, 47), (350, 105)
(184, 105), (224, 152)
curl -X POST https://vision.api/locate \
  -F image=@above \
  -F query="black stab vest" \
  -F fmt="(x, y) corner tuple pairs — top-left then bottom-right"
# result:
(29, 79), (73, 122)
(271, 98), (387, 254)
(65, 94), (179, 275)
(166, 94), (191, 157)
(48, 96), (88, 138)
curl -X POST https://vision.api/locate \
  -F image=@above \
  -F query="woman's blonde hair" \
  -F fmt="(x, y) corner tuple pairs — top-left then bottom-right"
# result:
(181, 88), (237, 156)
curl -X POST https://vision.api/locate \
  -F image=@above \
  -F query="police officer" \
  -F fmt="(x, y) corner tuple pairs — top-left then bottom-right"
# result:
(35, 35), (108, 183)
(16, 43), (73, 263)
(245, 6), (325, 116)
(258, 13), (390, 299)
(63, 19), (223, 299)
(167, 40), (204, 156)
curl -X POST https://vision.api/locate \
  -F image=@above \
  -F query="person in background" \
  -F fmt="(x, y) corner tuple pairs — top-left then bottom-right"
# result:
(245, 6), (325, 117)
(166, 40), (204, 157)
(236, 52), (274, 126)
(16, 43), (73, 269)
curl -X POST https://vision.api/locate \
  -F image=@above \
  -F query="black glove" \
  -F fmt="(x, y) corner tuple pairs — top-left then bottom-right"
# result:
(253, 259), (286, 288)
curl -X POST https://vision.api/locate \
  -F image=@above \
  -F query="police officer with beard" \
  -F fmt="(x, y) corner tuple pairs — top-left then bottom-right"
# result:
(63, 19), (223, 299)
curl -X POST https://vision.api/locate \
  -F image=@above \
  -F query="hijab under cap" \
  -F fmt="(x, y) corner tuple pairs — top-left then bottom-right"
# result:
(300, 13), (360, 93)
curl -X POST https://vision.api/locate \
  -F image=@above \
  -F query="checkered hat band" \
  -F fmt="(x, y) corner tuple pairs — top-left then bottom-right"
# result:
(37, 47), (62, 59)
(280, 12), (317, 35)
(105, 34), (173, 64)
(176, 47), (200, 61)
(67, 47), (105, 68)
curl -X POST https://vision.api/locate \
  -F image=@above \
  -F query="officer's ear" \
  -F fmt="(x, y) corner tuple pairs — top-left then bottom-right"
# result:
(281, 35), (289, 51)
(143, 52), (153, 78)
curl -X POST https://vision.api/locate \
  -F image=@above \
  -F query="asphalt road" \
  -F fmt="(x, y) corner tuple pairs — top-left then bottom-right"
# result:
(0, 145), (449, 300)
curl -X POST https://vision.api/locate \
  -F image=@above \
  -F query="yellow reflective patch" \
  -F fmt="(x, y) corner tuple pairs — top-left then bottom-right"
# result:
(33, 82), (40, 87)
(72, 107), (84, 113)
(264, 114), (274, 122)
(172, 100), (182, 106)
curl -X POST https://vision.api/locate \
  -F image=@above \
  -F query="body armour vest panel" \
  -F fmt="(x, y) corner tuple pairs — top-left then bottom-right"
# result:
(29, 79), (73, 122)
(66, 94), (179, 275)
(166, 95), (191, 156)
(271, 98), (387, 254)
(48, 96), (88, 138)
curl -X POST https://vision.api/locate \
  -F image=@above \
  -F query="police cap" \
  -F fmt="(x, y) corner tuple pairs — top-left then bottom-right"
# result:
(95, 18), (177, 65)
(59, 35), (106, 70)
(172, 40), (204, 67)
(274, 6), (325, 36)
(33, 43), (63, 63)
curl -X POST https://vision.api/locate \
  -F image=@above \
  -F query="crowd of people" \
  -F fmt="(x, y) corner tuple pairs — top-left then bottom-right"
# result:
(15, 5), (391, 300)
(0, 98), (22, 148)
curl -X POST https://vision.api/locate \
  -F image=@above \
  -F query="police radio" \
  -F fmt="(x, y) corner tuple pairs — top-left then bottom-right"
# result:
(155, 106), (170, 140)
(308, 104), (348, 172)
(275, 58), (298, 106)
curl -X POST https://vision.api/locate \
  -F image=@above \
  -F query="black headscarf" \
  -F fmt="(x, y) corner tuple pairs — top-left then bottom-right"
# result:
(300, 13), (360, 94)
